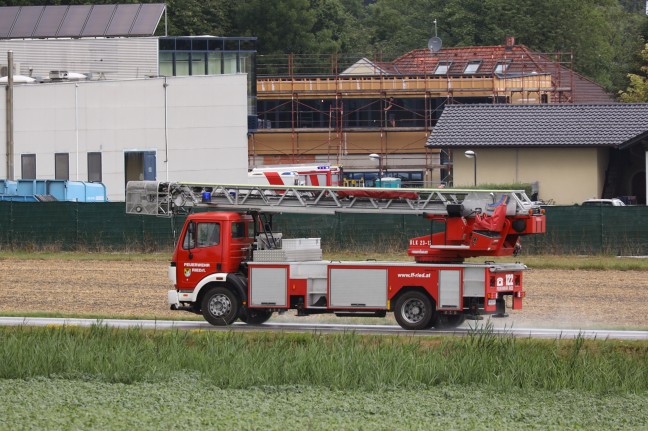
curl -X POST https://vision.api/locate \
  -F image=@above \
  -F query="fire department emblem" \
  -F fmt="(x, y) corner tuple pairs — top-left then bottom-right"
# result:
(184, 268), (191, 277)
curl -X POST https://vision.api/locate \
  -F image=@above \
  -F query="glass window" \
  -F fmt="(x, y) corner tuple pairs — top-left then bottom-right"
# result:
(175, 52), (190, 76)
(191, 52), (206, 75)
(159, 38), (175, 51)
(192, 39), (207, 51)
(208, 51), (222, 74)
(464, 61), (481, 74)
(208, 39), (224, 51)
(21, 154), (36, 179)
(224, 52), (238, 74)
(231, 222), (247, 238)
(434, 62), (451, 75)
(175, 39), (191, 51)
(183, 222), (220, 249)
(494, 62), (509, 74)
(159, 52), (174, 76)
(55, 153), (69, 180)
(88, 152), (102, 182)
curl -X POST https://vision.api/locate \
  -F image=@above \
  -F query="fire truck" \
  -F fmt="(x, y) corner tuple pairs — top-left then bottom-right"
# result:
(126, 181), (545, 330)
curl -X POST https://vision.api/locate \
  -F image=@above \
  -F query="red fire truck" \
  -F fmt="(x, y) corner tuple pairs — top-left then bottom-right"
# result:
(126, 181), (545, 330)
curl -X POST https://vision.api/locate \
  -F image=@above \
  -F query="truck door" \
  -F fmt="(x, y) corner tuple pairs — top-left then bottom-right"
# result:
(175, 221), (222, 289)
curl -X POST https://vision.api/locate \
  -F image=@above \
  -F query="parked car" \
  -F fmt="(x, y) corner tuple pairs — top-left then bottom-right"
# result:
(581, 198), (626, 207)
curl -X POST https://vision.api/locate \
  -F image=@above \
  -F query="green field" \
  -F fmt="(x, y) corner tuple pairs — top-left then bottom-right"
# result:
(0, 325), (646, 430)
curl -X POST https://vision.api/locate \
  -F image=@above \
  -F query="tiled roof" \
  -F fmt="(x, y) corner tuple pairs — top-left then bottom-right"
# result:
(378, 44), (613, 104)
(425, 104), (648, 148)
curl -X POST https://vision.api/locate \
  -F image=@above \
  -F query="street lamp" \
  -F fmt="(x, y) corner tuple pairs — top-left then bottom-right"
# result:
(464, 150), (477, 186)
(369, 153), (383, 178)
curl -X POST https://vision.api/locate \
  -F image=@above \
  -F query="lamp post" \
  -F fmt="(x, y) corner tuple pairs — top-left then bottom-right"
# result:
(369, 153), (383, 183)
(464, 150), (477, 186)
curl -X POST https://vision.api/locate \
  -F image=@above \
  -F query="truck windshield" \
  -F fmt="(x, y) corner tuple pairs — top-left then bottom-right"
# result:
(183, 222), (220, 249)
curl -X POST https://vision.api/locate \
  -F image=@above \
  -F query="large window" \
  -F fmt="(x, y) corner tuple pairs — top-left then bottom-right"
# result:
(55, 153), (69, 180)
(183, 222), (220, 249)
(21, 154), (36, 179)
(88, 152), (102, 182)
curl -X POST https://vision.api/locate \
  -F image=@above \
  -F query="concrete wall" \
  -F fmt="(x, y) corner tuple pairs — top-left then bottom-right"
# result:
(452, 147), (607, 204)
(0, 74), (249, 200)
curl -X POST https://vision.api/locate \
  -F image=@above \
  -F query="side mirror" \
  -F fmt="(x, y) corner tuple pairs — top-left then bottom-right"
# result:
(187, 221), (196, 254)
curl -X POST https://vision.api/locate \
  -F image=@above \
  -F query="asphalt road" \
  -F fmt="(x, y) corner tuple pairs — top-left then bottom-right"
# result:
(1, 317), (646, 340)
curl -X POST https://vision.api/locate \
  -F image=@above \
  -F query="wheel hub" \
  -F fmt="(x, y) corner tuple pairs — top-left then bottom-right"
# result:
(402, 299), (425, 324)
(209, 294), (231, 317)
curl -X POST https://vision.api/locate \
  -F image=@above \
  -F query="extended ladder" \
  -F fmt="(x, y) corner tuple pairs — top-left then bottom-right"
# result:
(125, 180), (540, 217)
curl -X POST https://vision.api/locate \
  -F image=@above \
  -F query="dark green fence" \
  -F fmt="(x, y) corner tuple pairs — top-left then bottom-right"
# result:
(1, 201), (647, 255)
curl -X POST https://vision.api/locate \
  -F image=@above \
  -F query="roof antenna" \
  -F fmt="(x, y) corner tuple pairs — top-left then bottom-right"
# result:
(428, 20), (442, 53)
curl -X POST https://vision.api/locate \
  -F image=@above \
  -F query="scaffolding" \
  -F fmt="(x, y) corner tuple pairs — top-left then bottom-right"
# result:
(252, 47), (577, 185)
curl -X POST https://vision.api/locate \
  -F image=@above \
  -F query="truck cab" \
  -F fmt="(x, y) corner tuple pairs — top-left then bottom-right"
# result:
(170, 211), (253, 292)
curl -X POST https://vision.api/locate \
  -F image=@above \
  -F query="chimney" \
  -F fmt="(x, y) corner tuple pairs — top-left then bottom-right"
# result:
(505, 36), (515, 47)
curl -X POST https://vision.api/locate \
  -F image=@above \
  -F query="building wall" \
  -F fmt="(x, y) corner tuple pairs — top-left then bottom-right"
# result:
(0, 74), (249, 200)
(452, 147), (606, 204)
(0, 38), (159, 80)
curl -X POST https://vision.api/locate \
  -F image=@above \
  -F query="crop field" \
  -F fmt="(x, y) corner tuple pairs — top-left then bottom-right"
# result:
(0, 325), (647, 430)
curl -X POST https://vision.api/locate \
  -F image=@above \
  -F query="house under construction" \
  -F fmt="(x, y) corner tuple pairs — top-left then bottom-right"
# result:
(250, 37), (613, 187)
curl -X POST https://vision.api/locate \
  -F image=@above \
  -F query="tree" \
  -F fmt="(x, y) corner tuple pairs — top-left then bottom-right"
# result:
(619, 44), (648, 102)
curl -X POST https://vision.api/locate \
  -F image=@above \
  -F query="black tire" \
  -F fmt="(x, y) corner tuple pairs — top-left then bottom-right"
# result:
(433, 313), (466, 329)
(201, 287), (239, 326)
(239, 308), (273, 325)
(394, 291), (434, 330)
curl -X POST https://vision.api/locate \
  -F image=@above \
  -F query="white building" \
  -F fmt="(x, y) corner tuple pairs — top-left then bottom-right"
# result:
(0, 74), (249, 200)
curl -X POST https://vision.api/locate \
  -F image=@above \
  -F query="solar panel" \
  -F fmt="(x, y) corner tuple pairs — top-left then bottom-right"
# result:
(9, 6), (44, 39)
(81, 4), (115, 37)
(106, 4), (140, 36)
(130, 4), (166, 36)
(33, 5), (68, 38)
(0, 6), (20, 38)
(0, 4), (165, 39)
(58, 5), (92, 38)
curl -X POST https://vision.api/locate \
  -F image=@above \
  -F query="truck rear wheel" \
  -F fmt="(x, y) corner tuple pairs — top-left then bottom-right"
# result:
(239, 308), (273, 325)
(394, 291), (434, 330)
(201, 287), (239, 326)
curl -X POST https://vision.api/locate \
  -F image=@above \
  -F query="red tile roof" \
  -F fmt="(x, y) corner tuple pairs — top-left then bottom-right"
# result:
(376, 44), (613, 103)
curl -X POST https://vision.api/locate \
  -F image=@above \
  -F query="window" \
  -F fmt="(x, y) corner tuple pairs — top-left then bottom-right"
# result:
(88, 152), (102, 182)
(55, 153), (69, 180)
(231, 222), (247, 239)
(183, 222), (220, 249)
(494, 62), (510, 74)
(464, 61), (481, 74)
(21, 154), (36, 179)
(434, 62), (452, 75)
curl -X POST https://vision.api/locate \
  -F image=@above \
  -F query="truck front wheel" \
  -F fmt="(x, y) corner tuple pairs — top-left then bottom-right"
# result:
(201, 287), (239, 326)
(394, 291), (434, 330)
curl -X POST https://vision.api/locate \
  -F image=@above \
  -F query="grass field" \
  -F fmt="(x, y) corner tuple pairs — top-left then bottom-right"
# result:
(0, 325), (646, 430)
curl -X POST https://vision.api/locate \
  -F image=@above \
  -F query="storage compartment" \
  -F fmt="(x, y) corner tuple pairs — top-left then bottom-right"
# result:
(329, 268), (387, 308)
(438, 270), (461, 310)
(249, 266), (288, 307)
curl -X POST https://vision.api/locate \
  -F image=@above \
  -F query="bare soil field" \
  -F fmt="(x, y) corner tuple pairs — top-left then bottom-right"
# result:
(1, 258), (646, 329)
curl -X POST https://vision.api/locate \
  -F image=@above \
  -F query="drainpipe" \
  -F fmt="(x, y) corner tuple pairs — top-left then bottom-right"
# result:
(6, 51), (14, 180)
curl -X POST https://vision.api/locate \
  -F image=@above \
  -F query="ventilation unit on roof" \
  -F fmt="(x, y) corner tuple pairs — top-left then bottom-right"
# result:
(49, 71), (68, 81)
